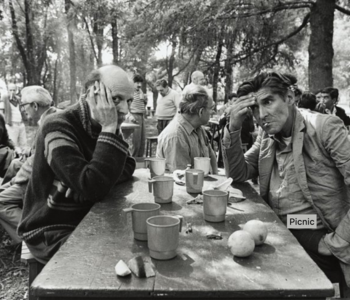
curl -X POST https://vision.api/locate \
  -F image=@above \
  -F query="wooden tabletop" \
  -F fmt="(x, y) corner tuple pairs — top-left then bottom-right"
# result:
(31, 169), (334, 300)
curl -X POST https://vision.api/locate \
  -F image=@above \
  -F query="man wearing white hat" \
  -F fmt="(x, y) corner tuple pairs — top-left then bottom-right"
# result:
(0, 86), (58, 245)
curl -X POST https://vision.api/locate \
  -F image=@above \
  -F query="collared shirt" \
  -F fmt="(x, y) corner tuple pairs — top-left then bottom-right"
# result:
(268, 134), (323, 228)
(156, 114), (217, 172)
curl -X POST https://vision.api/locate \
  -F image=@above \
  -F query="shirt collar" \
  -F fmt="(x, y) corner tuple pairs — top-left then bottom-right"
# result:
(178, 114), (197, 135)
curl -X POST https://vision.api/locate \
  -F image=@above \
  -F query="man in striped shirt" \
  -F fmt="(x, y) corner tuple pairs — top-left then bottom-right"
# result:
(128, 74), (148, 157)
(18, 65), (136, 263)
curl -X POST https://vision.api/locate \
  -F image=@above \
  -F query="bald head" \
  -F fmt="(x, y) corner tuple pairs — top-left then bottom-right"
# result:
(98, 65), (134, 100)
(85, 65), (134, 122)
(191, 71), (205, 86)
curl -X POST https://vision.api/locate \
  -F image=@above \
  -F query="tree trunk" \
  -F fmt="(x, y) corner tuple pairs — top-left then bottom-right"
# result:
(111, 17), (119, 64)
(93, 11), (104, 66)
(65, 0), (77, 103)
(224, 38), (234, 103)
(167, 39), (177, 88)
(308, 0), (335, 92)
(212, 27), (224, 104)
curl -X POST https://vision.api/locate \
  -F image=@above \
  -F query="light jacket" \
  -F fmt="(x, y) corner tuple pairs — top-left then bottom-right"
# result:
(222, 107), (350, 285)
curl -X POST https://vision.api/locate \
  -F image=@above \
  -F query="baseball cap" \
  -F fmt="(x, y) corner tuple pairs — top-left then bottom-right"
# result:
(21, 86), (53, 106)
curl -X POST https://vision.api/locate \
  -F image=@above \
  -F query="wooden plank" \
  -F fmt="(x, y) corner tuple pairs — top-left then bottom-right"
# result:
(31, 169), (335, 299)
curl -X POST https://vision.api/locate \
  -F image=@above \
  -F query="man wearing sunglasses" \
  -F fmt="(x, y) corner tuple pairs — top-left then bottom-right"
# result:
(18, 65), (136, 264)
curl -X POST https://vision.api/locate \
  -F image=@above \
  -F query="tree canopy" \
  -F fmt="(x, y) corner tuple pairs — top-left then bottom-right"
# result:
(0, 0), (349, 105)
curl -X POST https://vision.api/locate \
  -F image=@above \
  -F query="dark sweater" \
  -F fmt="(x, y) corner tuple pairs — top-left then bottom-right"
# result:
(18, 100), (135, 242)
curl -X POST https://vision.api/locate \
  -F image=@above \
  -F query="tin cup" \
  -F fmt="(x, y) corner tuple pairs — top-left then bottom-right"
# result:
(148, 176), (175, 204)
(145, 158), (166, 178)
(146, 215), (183, 260)
(202, 190), (229, 222)
(123, 203), (161, 241)
(185, 169), (204, 194)
(194, 157), (211, 177)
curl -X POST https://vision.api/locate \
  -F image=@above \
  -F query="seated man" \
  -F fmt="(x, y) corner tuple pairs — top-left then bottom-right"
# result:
(157, 85), (218, 173)
(0, 86), (57, 245)
(0, 112), (15, 178)
(316, 87), (350, 126)
(222, 71), (350, 295)
(18, 65), (136, 264)
(298, 92), (317, 111)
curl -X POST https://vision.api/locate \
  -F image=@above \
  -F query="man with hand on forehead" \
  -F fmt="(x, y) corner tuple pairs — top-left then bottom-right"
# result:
(18, 65), (136, 263)
(222, 72), (350, 295)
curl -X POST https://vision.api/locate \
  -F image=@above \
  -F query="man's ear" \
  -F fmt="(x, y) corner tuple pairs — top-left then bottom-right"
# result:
(33, 102), (39, 110)
(198, 107), (204, 117)
(286, 90), (295, 106)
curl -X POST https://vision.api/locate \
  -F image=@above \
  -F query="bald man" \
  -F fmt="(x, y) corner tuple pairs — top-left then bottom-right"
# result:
(18, 65), (136, 263)
(182, 71), (214, 102)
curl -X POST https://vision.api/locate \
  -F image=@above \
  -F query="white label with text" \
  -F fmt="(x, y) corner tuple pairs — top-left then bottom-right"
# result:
(287, 214), (317, 229)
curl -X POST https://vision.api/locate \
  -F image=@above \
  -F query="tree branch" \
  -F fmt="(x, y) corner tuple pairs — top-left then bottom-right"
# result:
(82, 16), (98, 63)
(9, 0), (28, 70)
(335, 4), (350, 15)
(232, 12), (310, 64)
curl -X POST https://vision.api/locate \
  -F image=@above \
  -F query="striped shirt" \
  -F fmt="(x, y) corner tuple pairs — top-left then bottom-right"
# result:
(130, 90), (147, 114)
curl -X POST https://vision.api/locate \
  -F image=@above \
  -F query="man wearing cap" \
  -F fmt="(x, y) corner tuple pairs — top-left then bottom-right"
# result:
(0, 86), (58, 245)
(17, 65), (136, 263)
(4, 83), (27, 155)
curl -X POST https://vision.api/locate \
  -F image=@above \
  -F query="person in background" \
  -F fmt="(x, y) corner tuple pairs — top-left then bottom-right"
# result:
(157, 85), (218, 173)
(316, 87), (350, 126)
(294, 87), (302, 106)
(18, 65), (136, 263)
(0, 86), (58, 245)
(182, 71), (207, 96)
(298, 92), (317, 111)
(0, 113), (15, 178)
(4, 83), (27, 156)
(315, 90), (322, 103)
(222, 71), (350, 296)
(155, 79), (181, 134)
(128, 74), (147, 157)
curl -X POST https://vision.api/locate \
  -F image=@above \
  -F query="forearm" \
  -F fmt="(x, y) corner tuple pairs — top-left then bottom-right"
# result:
(116, 156), (136, 184)
(47, 131), (130, 201)
(222, 126), (258, 181)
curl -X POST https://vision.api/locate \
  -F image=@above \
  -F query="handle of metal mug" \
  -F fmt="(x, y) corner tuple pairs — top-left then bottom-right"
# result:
(144, 158), (150, 169)
(193, 173), (198, 185)
(148, 180), (155, 193)
(123, 208), (133, 214)
(175, 215), (184, 232)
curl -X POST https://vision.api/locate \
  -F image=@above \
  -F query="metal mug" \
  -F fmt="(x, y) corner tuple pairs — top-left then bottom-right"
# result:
(202, 190), (229, 222)
(148, 176), (175, 203)
(123, 202), (161, 241)
(146, 215), (183, 260)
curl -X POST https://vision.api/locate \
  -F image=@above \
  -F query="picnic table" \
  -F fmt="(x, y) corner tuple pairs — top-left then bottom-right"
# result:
(30, 169), (334, 300)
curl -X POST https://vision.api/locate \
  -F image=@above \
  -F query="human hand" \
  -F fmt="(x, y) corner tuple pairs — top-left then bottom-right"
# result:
(315, 102), (330, 114)
(318, 236), (332, 256)
(226, 94), (256, 132)
(86, 81), (118, 133)
(65, 188), (86, 203)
